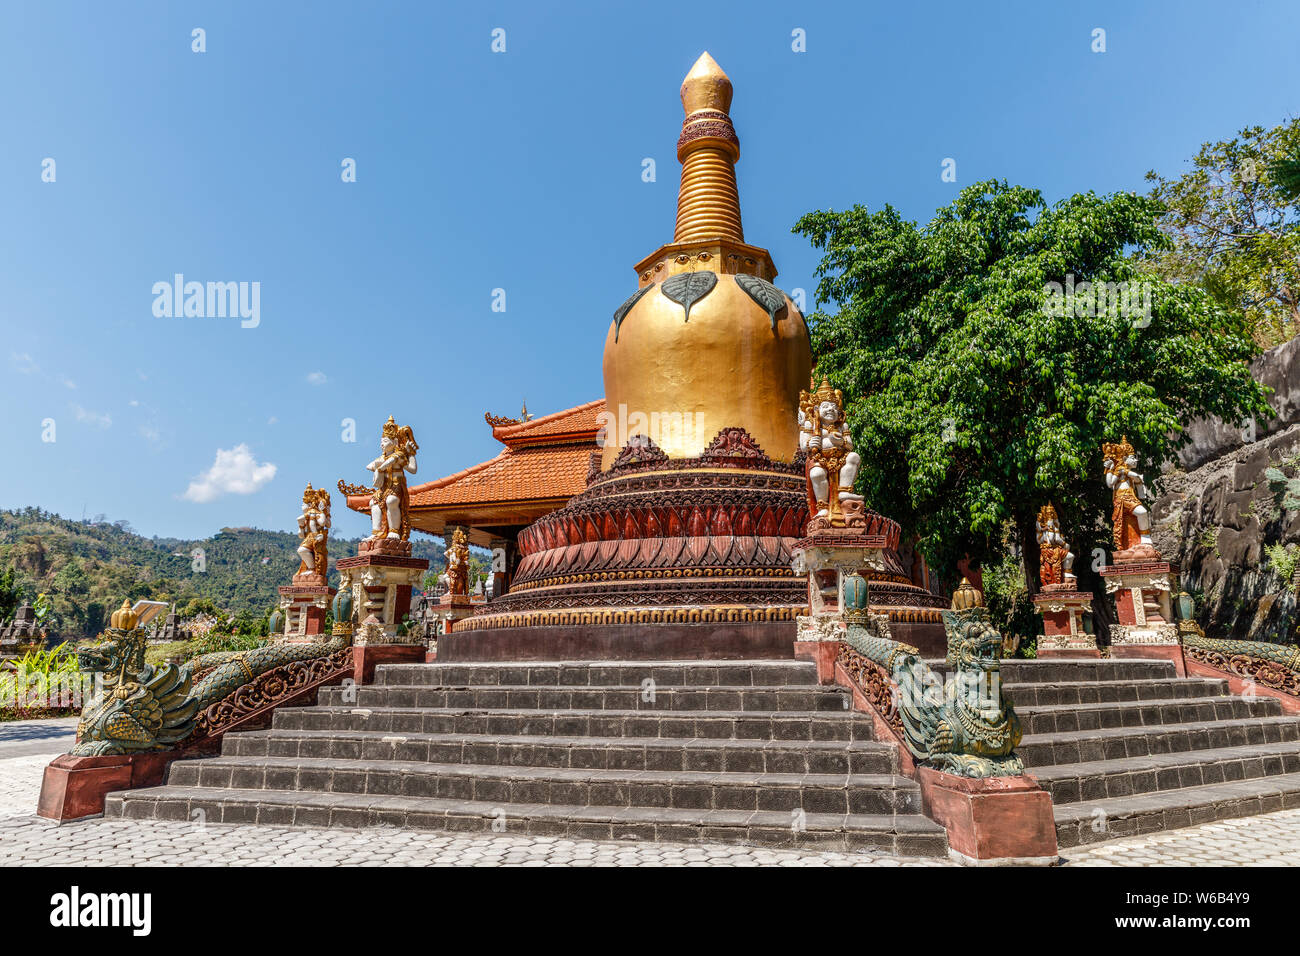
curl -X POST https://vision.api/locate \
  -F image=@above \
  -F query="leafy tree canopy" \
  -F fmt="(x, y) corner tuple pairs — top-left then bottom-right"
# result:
(1144, 118), (1300, 350)
(794, 180), (1270, 581)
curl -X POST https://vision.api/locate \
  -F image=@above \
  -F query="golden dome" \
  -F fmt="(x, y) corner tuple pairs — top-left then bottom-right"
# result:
(600, 54), (811, 469)
(110, 599), (138, 631)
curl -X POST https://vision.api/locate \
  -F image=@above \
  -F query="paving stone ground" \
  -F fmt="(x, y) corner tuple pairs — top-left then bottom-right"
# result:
(3, 718), (1297, 866)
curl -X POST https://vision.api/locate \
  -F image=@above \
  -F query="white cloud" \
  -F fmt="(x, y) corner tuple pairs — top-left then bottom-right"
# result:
(267, 416), (278, 425)
(306, 371), (328, 386)
(11, 352), (38, 374)
(60, 377), (76, 390)
(71, 404), (112, 428)
(138, 424), (162, 444)
(182, 444), (277, 503)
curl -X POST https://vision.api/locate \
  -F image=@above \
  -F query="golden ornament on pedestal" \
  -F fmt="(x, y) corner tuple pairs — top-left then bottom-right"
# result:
(109, 599), (138, 631)
(951, 578), (986, 612)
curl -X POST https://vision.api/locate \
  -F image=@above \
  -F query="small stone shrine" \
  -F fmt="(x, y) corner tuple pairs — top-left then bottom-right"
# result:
(336, 416), (429, 647)
(1030, 503), (1097, 657)
(1097, 436), (1181, 664)
(273, 483), (336, 642)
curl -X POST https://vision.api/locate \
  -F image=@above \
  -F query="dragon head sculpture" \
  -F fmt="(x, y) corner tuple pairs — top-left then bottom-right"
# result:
(943, 607), (1005, 672)
(75, 625), (147, 687)
(71, 608), (199, 757)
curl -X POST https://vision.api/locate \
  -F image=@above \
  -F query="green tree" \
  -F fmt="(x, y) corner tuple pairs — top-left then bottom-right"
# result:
(1144, 119), (1300, 350)
(0, 565), (23, 620)
(794, 180), (1271, 594)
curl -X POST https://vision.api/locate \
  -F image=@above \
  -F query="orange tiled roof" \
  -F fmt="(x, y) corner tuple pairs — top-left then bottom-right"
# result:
(490, 399), (606, 446)
(409, 443), (594, 507)
(345, 400), (603, 521)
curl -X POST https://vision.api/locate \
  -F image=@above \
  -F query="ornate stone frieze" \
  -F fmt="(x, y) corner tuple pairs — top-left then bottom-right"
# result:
(1109, 622), (1180, 646)
(1182, 632), (1300, 697)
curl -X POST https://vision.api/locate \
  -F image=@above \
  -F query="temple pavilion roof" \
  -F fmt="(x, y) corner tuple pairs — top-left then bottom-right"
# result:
(346, 399), (604, 546)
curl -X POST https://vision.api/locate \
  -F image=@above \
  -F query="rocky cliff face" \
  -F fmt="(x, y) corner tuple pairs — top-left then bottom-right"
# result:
(1152, 338), (1300, 643)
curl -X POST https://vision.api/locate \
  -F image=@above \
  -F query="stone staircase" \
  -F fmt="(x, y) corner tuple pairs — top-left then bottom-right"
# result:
(998, 658), (1300, 848)
(102, 660), (950, 857)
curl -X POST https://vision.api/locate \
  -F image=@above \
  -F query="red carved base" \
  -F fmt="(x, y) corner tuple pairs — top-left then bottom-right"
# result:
(1183, 655), (1300, 715)
(1113, 545), (1163, 563)
(358, 536), (413, 557)
(353, 644), (426, 685)
(805, 498), (867, 533)
(37, 751), (180, 821)
(916, 767), (1059, 865)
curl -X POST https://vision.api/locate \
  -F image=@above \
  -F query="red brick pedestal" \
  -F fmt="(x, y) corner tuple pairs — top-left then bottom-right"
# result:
(435, 594), (475, 634)
(793, 639), (839, 684)
(917, 767), (1059, 865)
(352, 644), (426, 686)
(37, 751), (180, 822)
(1032, 589), (1098, 658)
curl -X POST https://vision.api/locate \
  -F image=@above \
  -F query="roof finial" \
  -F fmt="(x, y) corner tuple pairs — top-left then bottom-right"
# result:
(674, 52), (743, 244)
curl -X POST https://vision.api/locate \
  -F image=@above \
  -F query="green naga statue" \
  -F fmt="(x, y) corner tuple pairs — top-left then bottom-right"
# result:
(1177, 590), (1300, 698)
(73, 593), (353, 757)
(844, 577), (1024, 778)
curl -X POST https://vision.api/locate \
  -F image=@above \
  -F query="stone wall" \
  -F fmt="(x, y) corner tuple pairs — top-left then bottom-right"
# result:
(1153, 335), (1300, 641)
(1177, 335), (1300, 470)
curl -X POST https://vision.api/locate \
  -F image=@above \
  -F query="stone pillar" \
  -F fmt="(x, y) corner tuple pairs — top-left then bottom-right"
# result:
(1031, 589), (1098, 658)
(790, 529), (889, 679)
(336, 553), (429, 645)
(336, 551), (430, 683)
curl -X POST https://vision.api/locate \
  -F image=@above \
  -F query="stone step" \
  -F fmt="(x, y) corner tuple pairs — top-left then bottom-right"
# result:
(1003, 677), (1230, 708)
(1054, 772), (1300, 848)
(372, 660), (820, 687)
(1014, 695), (1279, 736)
(223, 728), (899, 775)
(164, 754), (921, 815)
(1032, 740), (1300, 805)
(1018, 715), (1300, 767)
(316, 683), (853, 713)
(931, 658), (1178, 684)
(272, 706), (877, 742)
(103, 786), (950, 855)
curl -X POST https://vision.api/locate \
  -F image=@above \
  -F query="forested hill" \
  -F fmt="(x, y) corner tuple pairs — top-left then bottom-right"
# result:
(0, 507), (447, 638)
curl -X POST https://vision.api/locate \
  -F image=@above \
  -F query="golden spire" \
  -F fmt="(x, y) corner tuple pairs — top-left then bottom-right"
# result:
(674, 52), (743, 244)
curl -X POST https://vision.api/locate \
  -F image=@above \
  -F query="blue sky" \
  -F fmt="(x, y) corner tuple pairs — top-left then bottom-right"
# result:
(2, 0), (1298, 540)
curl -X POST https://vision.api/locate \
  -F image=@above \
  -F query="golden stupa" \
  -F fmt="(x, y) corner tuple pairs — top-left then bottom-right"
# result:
(443, 53), (946, 662)
(600, 52), (812, 469)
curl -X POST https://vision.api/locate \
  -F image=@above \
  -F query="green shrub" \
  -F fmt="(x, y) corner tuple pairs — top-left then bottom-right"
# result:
(0, 642), (80, 720)
(983, 554), (1038, 656)
(1265, 542), (1300, 583)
